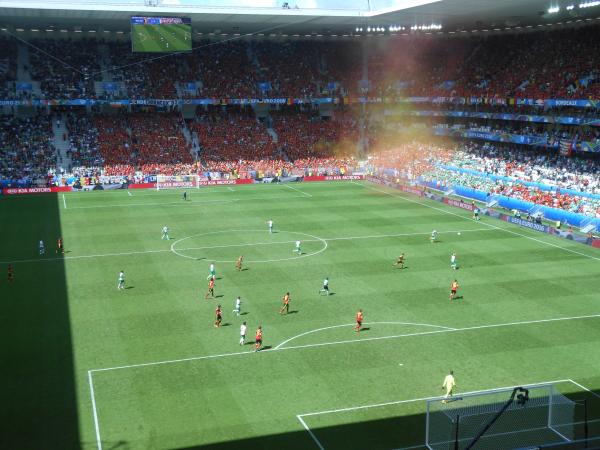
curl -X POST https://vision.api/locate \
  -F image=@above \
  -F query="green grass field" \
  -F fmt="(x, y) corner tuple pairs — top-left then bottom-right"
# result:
(132, 23), (191, 53)
(2, 180), (600, 450)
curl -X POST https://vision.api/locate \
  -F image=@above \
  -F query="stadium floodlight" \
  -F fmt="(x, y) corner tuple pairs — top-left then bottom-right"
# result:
(566, 3), (575, 8)
(548, 6), (560, 13)
(580, 0), (600, 7)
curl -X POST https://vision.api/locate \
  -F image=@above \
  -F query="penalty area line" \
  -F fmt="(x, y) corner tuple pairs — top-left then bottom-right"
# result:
(283, 183), (313, 197)
(88, 370), (103, 450)
(89, 313), (600, 373)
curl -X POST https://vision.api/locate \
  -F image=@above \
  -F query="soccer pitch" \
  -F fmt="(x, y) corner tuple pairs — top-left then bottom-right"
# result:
(2, 180), (600, 450)
(132, 23), (191, 52)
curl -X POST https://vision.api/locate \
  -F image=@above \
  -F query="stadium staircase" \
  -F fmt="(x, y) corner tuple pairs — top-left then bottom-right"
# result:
(181, 119), (200, 160)
(97, 43), (113, 82)
(53, 114), (72, 171)
(266, 127), (278, 144)
(580, 218), (598, 233)
(16, 42), (31, 81)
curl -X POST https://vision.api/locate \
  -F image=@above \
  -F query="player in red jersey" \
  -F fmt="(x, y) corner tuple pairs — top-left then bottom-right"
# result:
(7, 264), (14, 283)
(214, 305), (222, 328)
(236, 255), (243, 271)
(204, 276), (215, 299)
(450, 280), (459, 300)
(279, 292), (290, 315)
(56, 237), (64, 254)
(393, 253), (405, 269)
(355, 309), (363, 332)
(255, 326), (263, 352)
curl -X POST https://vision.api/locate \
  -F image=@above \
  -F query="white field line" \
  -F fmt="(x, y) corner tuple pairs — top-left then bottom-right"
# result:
(89, 313), (600, 373)
(357, 181), (600, 262)
(62, 193), (67, 209)
(227, 187), (235, 192)
(296, 415), (325, 450)
(284, 183), (313, 197)
(88, 371), (103, 450)
(274, 322), (457, 350)
(0, 227), (492, 265)
(297, 379), (572, 417)
(568, 379), (600, 400)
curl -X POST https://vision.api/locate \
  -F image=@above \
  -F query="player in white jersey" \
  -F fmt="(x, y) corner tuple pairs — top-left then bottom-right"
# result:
(118, 271), (125, 290)
(233, 296), (242, 316)
(39, 240), (45, 255)
(319, 277), (329, 295)
(239, 321), (247, 345)
(451, 253), (457, 270)
(267, 219), (273, 234)
(294, 240), (301, 254)
(207, 263), (216, 280)
(430, 230), (438, 243)
(161, 226), (170, 240)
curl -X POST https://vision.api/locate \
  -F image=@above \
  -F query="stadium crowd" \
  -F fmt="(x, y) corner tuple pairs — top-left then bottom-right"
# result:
(0, 115), (55, 185)
(0, 25), (597, 99)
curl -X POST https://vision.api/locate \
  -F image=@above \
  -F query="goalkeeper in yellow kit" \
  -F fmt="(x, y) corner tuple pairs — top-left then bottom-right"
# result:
(442, 370), (456, 403)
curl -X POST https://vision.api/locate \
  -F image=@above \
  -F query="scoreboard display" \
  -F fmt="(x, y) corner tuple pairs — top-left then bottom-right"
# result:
(131, 17), (192, 53)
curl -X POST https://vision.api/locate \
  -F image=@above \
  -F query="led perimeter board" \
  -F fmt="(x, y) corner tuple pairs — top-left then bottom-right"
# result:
(131, 17), (192, 53)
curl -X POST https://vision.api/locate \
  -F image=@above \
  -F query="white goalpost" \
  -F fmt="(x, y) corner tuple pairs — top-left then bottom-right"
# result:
(156, 174), (200, 190)
(425, 383), (576, 450)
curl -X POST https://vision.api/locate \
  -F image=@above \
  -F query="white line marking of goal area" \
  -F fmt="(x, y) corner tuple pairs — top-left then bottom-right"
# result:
(62, 194), (67, 209)
(568, 379), (600, 399)
(297, 378), (600, 450)
(354, 181), (600, 262)
(89, 313), (600, 374)
(296, 379), (572, 450)
(88, 371), (103, 450)
(297, 415), (325, 450)
(0, 227), (493, 265)
(274, 322), (456, 350)
(283, 183), (313, 197)
(297, 379), (570, 415)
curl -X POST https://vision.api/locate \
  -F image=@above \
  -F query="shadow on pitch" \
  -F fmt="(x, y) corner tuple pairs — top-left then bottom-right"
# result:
(0, 194), (80, 449)
(173, 386), (600, 450)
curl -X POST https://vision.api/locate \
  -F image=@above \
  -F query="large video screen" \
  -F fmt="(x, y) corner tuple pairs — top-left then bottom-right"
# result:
(131, 17), (192, 53)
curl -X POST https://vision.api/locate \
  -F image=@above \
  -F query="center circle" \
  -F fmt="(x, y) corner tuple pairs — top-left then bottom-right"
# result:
(170, 229), (328, 263)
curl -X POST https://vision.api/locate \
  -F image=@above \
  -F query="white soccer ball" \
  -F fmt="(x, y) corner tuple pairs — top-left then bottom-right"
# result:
(457, 232), (461, 236)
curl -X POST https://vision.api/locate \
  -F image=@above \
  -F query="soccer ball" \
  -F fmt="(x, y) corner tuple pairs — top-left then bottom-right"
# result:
(457, 232), (461, 236)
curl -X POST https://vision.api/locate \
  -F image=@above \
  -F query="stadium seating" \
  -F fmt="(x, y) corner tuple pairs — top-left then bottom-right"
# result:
(0, 114), (56, 185)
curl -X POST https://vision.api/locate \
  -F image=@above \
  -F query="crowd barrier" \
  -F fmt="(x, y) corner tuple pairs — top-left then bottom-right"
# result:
(303, 175), (364, 182)
(2, 186), (73, 195)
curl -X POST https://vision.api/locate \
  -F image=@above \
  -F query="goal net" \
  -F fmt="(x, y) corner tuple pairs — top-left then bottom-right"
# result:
(425, 383), (576, 450)
(156, 174), (199, 190)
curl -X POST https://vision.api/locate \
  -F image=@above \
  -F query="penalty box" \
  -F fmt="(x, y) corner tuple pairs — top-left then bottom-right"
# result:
(88, 336), (414, 450)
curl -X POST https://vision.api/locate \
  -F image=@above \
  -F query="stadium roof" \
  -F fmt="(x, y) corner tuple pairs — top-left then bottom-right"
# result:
(0, 0), (599, 35)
